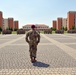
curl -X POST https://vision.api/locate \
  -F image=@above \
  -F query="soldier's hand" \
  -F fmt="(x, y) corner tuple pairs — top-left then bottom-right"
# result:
(37, 41), (39, 43)
(27, 41), (30, 44)
(36, 41), (39, 45)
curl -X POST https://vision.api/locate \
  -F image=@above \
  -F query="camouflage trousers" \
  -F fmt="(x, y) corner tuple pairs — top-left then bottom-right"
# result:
(29, 44), (37, 58)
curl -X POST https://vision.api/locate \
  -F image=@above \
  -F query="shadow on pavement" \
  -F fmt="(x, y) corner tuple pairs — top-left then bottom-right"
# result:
(33, 61), (50, 68)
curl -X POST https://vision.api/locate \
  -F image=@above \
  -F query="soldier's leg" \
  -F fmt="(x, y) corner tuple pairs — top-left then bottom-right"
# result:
(29, 45), (36, 63)
(29, 45), (33, 60)
(29, 45), (37, 62)
(32, 45), (37, 62)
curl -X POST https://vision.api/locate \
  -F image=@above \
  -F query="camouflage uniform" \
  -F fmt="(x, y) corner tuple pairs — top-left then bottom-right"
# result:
(26, 29), (40, 59)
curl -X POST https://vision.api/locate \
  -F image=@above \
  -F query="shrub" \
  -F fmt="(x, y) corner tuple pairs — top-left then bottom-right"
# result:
(2, 30), (12, 34)
(17, 29), (25, 34)
(44, 29), (52, 34)
(67, 30), (76, 33)
(55, 30), (64, 34)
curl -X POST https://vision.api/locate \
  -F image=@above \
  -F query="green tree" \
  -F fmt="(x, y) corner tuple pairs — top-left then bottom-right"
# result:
(61, 26), (64, 30)
(10, 28), (13, 31)
(64, 26), (67, 31)
(72, 25), (75, 30)
(14, 28), (18, 31)
(52, 28), (56, 31)
(0, 27), (2, 31)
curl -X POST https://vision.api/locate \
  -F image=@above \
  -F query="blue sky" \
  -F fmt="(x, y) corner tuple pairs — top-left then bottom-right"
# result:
(0, 0), (76, 28)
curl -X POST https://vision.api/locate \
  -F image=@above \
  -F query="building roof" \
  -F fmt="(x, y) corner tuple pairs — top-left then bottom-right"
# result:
(8, 18), (14, 19)
(57, 17), (63, 19)
(23, 24), (49, 27)
(53, 20), (56, 22)
(68, 11), (76, 13)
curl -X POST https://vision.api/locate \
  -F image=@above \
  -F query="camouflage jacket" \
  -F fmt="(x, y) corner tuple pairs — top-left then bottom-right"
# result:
(26, 29), (40, 45)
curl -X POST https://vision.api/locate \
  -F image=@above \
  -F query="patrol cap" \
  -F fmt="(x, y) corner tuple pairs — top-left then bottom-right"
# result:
(31, 25), (36, 28)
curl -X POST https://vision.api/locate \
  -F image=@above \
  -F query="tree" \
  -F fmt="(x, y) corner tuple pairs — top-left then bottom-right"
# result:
(14, 28), (18, 31)
(61, 26), (64, 30)
(10, 28), (13, 31)
(52, 28), (56, 31)
(72, 25), (75, 30)
(64, 26), (67, 31)
(0, 27), (2, 31)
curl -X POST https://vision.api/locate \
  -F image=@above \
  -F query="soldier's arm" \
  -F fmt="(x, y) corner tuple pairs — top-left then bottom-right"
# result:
(37, 33), (40, 43)
(25, 32), (29, 43)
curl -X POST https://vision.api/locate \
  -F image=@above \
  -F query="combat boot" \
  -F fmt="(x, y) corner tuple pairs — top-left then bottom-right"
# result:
(34, 57), (37, 62)
(31, 57), (35, 63)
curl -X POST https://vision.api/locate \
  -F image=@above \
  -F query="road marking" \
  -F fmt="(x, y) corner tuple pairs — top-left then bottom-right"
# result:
(61, 34), (76, 39)
(0, 34), (13, 38)
(63, 43), (76, 45)
(41, 34), (76, 59)
(0, 35), (25, 49)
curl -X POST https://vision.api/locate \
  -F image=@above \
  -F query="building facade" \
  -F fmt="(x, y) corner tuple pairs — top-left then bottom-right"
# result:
(8, 18), (14, 30)
(52, 20), (57, 29)
(3, 19), (9, 30)
(14, 21), (19, 29)
(23, 24), (49, 31)
(62, 18), (67, 28)
(57, 18), (62, 30)
(67, 11), (76, 30)
(0, 11), (3, 29)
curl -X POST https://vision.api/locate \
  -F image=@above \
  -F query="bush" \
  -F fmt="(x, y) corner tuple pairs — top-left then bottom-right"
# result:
(67, 30), (76, 33)
(55, 30), (64, 34)
(2, 30), (12, 34)
(17, 29), (25, 34)
(44, 29), (52, 34)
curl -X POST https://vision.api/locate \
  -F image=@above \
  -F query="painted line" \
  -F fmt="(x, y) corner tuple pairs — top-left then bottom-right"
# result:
(41, 34), (76, 59)
(0, 35), (25, 49)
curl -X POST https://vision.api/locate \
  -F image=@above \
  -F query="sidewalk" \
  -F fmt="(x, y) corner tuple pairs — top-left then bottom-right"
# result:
(0, 34), (76, 75)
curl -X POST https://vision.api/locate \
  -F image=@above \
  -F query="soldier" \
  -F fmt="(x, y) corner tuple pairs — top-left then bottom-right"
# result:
(25, 25), (40, 63)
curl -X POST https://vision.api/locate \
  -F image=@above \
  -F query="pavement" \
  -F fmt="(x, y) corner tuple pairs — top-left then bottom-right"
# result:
(0, 34), (76, 75)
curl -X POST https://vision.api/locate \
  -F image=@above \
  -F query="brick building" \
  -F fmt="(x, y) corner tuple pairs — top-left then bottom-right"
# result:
(14, 21), (19, 29)
(67, 11), (76, 30)
(8, 18), (14, 30)
(57, 18), (63, 30)
(62, 18), (67, 28)
(52, 20), (57, 29)
(0, 11), (3, 29)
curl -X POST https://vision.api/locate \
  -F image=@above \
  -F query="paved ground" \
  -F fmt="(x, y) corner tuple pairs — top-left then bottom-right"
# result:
(0, 34), (76, 75)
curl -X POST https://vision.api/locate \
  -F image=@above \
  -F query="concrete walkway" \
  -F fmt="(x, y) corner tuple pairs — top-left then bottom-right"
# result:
(0, 34), (76, 75)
